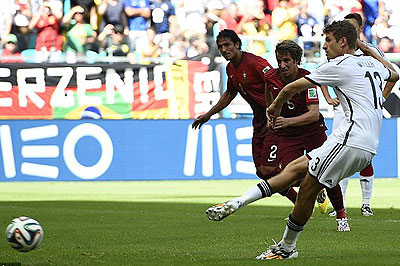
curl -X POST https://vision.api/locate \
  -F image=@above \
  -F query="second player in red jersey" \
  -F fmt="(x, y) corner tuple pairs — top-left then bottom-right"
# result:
(264, 40), (349, 231)
(264, 65), (327, 167)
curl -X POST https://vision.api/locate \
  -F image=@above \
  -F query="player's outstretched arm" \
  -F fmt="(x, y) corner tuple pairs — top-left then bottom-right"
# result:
(192, 90), (237, 129)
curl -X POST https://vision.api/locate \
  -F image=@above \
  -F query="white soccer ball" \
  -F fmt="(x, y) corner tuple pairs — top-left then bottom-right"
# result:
(5, 216), (44, 252)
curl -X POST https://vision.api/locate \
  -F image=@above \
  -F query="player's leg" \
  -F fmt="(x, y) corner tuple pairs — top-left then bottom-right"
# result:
(206, 132), (291, 221)
(359, 163), (374, 216)
(309, 141), (373, 232)
(257, 165), (297, 204)
(280, 174), (323, 250)
(205, 156), (307, 221)
(257, 142), (374, 260)
(326, 185), (350, 231)
(301, 129), (329, 214)
(328, 177), (349, 217)
(256, 160), (317, 260)
(234, 131), (299, 206)
(260, 133), (298, 203)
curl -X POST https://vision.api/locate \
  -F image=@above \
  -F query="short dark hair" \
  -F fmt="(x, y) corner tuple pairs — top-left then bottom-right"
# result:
(323, 20), (357, 50)
(216, 29), (242, 49)
(275, 40), (303, 65)
(344, 13), (363, 27)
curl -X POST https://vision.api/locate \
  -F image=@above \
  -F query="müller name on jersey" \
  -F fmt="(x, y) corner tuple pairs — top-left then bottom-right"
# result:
(356, 60), (375, 68)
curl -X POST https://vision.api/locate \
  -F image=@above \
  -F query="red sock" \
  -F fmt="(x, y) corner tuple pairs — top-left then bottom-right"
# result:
(360, 163), (374, 176)
(336, 208), (347, 219)
(326, 185), (345, 214)
(279, 187), (297, 204)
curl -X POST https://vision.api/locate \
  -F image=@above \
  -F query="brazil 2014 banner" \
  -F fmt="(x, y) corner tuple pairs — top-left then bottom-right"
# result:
(0, 61), (220, 119)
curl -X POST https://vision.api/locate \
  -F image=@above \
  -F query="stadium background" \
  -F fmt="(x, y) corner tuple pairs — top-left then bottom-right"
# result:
(1, 0), (400, 181)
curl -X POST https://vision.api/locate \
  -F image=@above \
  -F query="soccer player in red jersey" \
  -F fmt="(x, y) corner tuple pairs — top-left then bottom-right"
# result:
(192, 29), (297, 203)
(264, 40), (349, 231)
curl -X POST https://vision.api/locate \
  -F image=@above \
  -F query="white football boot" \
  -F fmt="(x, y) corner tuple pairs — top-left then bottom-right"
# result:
(205, 200), (241, 221)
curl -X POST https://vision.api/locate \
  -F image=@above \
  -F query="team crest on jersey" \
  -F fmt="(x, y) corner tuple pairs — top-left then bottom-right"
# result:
(242, 71), (250, 86)
(308, 88), (317, 99)
(262, 66), (271, 73)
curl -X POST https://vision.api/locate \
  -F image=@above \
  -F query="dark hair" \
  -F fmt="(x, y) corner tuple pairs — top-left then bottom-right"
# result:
(275, 40), (303, 65)
(323, 20), (357, 50)
(216, 29), (242, 49)
(344, 13), (363, 27)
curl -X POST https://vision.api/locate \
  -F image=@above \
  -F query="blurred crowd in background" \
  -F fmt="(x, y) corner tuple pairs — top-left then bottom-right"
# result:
(0, 0), (399, 64)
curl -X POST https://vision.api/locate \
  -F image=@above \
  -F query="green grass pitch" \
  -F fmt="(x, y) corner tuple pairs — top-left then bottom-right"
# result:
(0, 178), (399, 265)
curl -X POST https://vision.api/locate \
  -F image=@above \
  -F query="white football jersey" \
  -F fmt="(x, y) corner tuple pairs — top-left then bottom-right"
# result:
(332, 42), (387, 128)
(306, 54), (391, 154)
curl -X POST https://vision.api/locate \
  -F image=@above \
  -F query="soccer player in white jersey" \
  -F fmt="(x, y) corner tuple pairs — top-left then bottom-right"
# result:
(251, 20), (398, 260)
(321, 13), (397, 217)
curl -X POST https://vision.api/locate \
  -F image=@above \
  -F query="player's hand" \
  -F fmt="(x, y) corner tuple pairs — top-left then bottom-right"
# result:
(273, 116), (290, 129)
(192, 114), (210, 130)
(327, 97), (340, 107)
(267, 102), (282, 127)
(266, 117), (273, 130)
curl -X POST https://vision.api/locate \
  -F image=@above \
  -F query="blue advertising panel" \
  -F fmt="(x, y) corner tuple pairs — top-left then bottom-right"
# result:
(0, 119), (398, 181)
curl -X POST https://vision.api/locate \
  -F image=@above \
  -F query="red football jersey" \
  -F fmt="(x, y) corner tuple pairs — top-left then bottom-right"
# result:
(226, 52), (272, 133)
(264, 68), (327, 137)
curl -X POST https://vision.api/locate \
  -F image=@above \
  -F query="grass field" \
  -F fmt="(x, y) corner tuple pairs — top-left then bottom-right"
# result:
(0, 178), (399, 265)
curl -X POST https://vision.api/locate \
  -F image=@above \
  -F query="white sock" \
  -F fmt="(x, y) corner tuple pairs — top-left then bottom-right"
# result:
(281, 226), (301, 251)
(339, 177), (349, 208)
(360, 175), (374, 205)
(232, 185), (263, 208)
(280, 215), (304, 251)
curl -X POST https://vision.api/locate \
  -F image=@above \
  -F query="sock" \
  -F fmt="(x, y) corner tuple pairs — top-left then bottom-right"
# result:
(360, 175), (374, 205)
(281, 214), (305, 251)
(279, 187), (297, 204)
(338, 178), (349, 207)
(336, 208), (347, 219)
(326, 185), (345, 215)
(234, 180), (272, 207)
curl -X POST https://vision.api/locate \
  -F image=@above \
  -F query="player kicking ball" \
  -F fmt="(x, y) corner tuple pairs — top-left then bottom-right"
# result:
(321, 13), (397, 217)
(253, 20), (398, 259)
(209, 19), (398, 260)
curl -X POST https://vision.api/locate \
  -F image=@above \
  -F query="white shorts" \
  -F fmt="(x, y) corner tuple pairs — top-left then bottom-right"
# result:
(307, 135), (374, 188)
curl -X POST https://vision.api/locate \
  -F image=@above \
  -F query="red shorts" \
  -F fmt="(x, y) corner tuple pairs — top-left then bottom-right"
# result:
(278, 130), (327, 170)
(252, 131), (279, 168)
